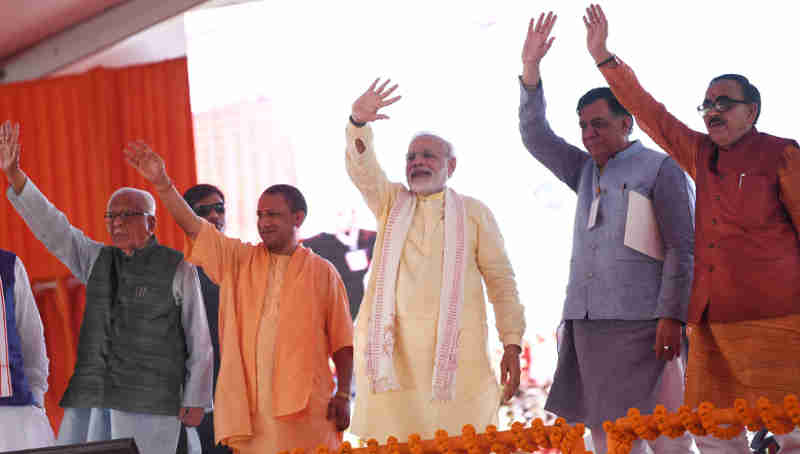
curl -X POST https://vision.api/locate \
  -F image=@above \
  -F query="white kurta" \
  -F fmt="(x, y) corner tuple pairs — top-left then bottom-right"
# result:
(345, 123), (526, 441)
(0, 257), (55, 452)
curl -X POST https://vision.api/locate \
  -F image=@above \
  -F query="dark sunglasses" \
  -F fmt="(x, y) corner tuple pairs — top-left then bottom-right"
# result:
(193, 202), (225, 217)
(697, 96), (750, 116)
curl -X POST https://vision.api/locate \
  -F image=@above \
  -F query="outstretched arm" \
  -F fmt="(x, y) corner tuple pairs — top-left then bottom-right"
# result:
(519, 12), (590, 192)
(346, 79), (405, 218)
(123, 141), (204, 239)
(583, 4), (703, 177)
(3, 121), (103, 283)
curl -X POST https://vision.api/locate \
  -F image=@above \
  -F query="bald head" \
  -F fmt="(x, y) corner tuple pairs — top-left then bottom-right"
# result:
(107, 187), (156, 217)
(105, 187), (157, 254)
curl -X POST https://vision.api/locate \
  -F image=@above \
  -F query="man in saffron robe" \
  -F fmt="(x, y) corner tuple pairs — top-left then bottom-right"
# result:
(583, 4), (800, 453)
(345, 80), (527, 441)
(124, 142), (354, 454)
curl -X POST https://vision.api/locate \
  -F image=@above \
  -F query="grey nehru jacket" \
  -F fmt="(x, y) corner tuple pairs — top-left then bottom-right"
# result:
(519, 80), (695, 322)
(6, 179), (213, 410)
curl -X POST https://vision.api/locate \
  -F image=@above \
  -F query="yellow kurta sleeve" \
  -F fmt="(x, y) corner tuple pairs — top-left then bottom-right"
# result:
(473, 201), (525, 346)
(323, 261), (354, 354)
(184, 220), (250, 285)
(345, 122), (404, 219)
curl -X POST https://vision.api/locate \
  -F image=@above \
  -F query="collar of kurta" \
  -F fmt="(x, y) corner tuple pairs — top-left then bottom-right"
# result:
(416, 190), (445, 201)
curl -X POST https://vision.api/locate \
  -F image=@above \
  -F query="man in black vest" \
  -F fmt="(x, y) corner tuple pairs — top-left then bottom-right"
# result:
(1, 122), (213, 454)
(176, 184), (231, 454)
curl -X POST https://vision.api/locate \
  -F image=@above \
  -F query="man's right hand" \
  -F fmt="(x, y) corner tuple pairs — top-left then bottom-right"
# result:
(583, 4), (613, 64)
(521, 12), (557, 87)
(123, 140), (171, 191)
(351, 78), (401, 124)
(0, 121), (21, 176)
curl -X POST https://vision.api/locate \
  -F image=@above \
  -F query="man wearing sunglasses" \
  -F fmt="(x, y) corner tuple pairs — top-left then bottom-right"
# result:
(584, 4), (800, 453)
(0, 124), (213, 454)
(176, 184), (231, 454)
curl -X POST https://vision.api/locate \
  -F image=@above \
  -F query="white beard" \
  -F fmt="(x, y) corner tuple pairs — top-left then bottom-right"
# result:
(409, 168), (448, 195)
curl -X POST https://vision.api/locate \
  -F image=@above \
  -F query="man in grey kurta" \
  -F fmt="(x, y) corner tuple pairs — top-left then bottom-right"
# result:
(1, 122), (213, 454)
(518, 14), (694, 454)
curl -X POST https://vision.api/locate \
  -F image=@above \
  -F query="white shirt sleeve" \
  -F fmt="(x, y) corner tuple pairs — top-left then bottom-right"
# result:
(173, 261), (213, 409)
(13, 258), (49, 406)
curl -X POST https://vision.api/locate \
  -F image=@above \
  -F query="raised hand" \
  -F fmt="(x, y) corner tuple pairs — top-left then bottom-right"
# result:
(0, 120), (21, 175)
(123, 140), (170, 190)
(583, 4), (612, 63)
(521, 12), (557, 87)
(351, 78), (401, 124)
(522, 12), (557, 67)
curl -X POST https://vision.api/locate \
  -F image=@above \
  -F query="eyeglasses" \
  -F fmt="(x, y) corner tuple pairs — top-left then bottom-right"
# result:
(193, 202), (225, 217)
(104, 211), (149, 222)
(697, 96), (750, 116)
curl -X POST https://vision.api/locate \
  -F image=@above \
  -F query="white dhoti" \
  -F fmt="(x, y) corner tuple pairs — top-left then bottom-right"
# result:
(57, 407), (181, 454)
(0, 405), (55, 451)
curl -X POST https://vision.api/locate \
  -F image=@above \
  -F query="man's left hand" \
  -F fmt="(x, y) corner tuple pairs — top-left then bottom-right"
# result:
(500, 344), (522, 403)
(654, 318), (681, 361)
(326, 395), (351, 431)
(178, 407), (204, 427)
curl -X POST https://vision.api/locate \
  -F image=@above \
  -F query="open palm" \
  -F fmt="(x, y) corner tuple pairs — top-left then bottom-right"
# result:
(584, 4), (610, 61)
(123, 140), (167, 184)
(522, 12), (557, 65)
(351, 78), (401, 123)
(0, 121), (20, 173)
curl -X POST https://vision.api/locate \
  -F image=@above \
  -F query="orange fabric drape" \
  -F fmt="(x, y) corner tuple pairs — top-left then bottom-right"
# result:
(0, 57), (197, 431)
(31, 278), (85, 431)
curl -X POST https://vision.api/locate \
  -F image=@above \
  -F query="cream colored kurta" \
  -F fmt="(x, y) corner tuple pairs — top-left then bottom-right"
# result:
(345, 123), (526, 441)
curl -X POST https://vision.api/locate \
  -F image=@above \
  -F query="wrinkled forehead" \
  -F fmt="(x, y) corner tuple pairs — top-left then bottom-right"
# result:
(705, 79), (745, 100)
(108, 191), (149, 212)
(408, 135), (449, 156)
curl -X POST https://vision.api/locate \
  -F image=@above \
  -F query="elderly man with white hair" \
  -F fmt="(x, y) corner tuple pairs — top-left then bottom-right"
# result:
(345, 80), (526, 441)
(0, 124), (213, 454)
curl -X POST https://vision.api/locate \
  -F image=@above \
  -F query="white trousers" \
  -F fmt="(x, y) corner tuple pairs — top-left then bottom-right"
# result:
(0, 405), (55, 451)
(695, 429), (800, 454)
(57, 407), (181, 454)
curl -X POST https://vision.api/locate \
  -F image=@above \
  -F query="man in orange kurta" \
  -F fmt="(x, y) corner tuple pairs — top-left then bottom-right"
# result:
(123, 143), (354, 454)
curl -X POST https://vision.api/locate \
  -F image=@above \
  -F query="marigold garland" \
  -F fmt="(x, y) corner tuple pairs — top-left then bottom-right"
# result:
(278, 393), (799, 454)
(603, 394), (800, 454)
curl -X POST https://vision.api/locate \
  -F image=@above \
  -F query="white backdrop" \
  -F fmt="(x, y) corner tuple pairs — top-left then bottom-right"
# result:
(184, 0), (800, 352)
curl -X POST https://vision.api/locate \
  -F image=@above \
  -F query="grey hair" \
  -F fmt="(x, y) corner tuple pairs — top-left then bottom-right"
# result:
(107, 187), (157, 216)
(410, 131), (456, 159)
